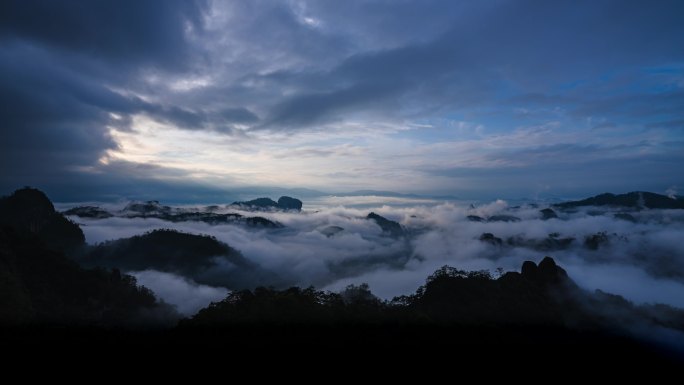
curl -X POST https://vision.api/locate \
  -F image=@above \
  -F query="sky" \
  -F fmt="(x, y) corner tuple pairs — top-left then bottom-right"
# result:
(1, 0), (683, 201)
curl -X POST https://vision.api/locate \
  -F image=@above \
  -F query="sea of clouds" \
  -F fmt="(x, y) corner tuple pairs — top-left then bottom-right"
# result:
(63, 196), (684, 316)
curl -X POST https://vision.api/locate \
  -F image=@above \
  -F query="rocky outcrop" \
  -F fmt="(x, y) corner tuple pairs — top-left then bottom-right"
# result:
(367, 212), (404, 237)
(584, 232), (609, 250)
(540, 208), (558, 220)
(467, 215), (485, 222)
(479, 232), (503, 246)
(515, 257), (573, 287)
(232, 196), (303, 211)
(277, 196), (303, 211)
(234, 197), (279, 209)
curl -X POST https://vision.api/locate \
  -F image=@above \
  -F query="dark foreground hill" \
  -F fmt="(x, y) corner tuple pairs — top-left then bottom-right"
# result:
(0, 226), (176, 327)
(155, 259), (683, 365)
(0, 187), (84, 252)
(171, 257), (684, 362)
(180, 257), (683, 334)
(0, 188), (177, 326)
(83, 229), (280, 288)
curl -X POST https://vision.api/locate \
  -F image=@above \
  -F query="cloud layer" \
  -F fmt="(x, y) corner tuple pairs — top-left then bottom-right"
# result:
(71, 197), (684, 313)
(129, 270), (227, 316)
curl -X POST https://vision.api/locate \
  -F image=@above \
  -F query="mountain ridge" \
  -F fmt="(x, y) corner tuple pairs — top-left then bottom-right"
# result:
(554, 191), (684, 209)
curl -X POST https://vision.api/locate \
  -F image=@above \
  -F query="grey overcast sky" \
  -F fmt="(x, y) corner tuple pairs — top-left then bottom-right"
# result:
(1, 0), (683, 201)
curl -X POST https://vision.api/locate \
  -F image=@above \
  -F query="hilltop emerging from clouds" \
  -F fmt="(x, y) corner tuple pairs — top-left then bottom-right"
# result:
(2, 187), (684, 362)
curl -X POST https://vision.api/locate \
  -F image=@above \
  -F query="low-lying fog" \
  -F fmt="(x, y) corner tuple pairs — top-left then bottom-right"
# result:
(62, 196), (684, 315)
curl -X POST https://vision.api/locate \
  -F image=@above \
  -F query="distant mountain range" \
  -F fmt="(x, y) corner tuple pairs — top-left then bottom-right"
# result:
(64, 199), (284, 229)
(554, 191), (684, 210)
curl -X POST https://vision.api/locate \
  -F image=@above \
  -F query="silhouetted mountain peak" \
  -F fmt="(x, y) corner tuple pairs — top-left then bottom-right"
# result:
(367, 212), (404, 237)
(0, 226), (176, 326)
(3, 187), (55, 213)
(0, 187), (84, 252)
(521, 257), (571, 287)
(521, 260), (538, 277)
(538, 256), (567, 277)
(277, 196), (303, 210)
(584, 231), (610, 250)
(232, 196), (303, 211)
(479, 232), (503, 246)
(540, 208), (558, 220)
(467, 215), (485, 222)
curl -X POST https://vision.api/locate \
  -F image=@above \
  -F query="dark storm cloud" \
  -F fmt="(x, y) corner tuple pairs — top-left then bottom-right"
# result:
(0, 44), (120, 179)
(259, 0), (684, 130)
(1, 0), (683, 199)
(260, 31), (480, 129)
(218, 107), (259, 124)
(22, 159), (245, 203)
(145, 105), (207, 130)
(0, 0), (206, 69)
(147, 105), (261, 131)
(0, 0), (208, 195)
(265, 82), (406, 128)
